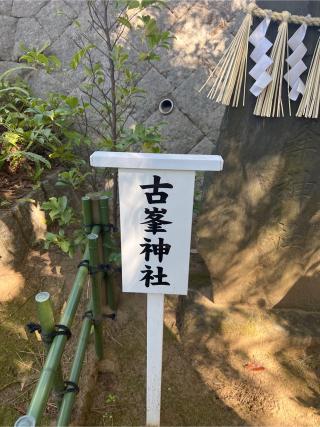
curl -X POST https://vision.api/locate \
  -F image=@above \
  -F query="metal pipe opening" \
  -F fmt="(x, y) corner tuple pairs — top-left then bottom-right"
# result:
(159, 98), (174, 115)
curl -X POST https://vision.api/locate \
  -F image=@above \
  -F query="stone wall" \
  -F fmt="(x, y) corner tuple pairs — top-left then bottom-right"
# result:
(0, 0), (245, 154)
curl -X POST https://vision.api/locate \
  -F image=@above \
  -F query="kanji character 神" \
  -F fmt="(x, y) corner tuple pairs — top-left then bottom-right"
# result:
(140, 237), (171, 262)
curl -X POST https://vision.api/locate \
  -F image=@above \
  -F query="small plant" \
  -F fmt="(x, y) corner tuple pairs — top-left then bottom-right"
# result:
(106, 393), (117, 404)
(41, 196), (86, 257)
(2, 0), (172, 258)
(41, 196), (75, 226)
(71, 0), (173, 226)
(102, 393), (117, 426)
(19, 43), (61, 73)
(0, 69), (87, 180)
(44, 229), (86, 258)
(56, 168), (91, 189)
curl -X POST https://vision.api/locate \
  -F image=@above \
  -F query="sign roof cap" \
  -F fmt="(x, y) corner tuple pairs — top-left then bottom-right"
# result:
(90, 151), (223, 171)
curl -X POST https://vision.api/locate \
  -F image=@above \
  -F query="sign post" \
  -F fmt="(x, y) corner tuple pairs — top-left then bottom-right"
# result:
(90, 152), (223, 426)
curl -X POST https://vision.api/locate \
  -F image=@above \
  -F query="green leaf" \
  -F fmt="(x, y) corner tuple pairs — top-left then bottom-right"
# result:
(138, 51), (160, 61)
(60, 239), (70, 253)
(127, 0), (140, 9)
(117, 16), (132, 28)
(70, 44), (96, 70)
(65, 96), (79, 109)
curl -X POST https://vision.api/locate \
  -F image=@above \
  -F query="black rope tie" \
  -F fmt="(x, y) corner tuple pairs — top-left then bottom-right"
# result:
(63, 381), (79, 394)
(78, 259), (89, 269)
(53, 324), (72, 340)
(82, 310), (95, 323)
(26, 323), (71, 342)
(82, 310), (116, 324)
(26, 322), (41, 334)
(78, 260), (121, 275)
(83, 223), (119, 233)
(103, 313), (116, 320)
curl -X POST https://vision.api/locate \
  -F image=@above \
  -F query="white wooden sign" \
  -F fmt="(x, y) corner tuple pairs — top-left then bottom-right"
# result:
(119, 168), (194, 295)
(90, 151), (223, 426)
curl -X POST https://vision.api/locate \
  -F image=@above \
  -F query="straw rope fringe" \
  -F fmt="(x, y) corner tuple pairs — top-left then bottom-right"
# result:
(254, 12), (289, 117)
(297, 36), (320, 118)
(199, 9), (253, 107)
(200, 3), (320, 118)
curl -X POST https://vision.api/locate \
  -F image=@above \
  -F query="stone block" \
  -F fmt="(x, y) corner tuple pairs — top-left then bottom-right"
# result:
(132, 67), (173, 122)
(11, 0), (50, 18)
(167, 0), (196, 19)
(36, 0), (77, 42)
(154, 0), (236, 90)
(13, 17), (51, 59)
(0, 0), (12, 15)
(26, 69), (64, 97)
(173, 68), (225, 138)
(48, 23), (78, 68)
(11, 0), (48, 17)
(189, 137), (215, 155)
(0, 60), (18, 74)
(64, 0), (86, 16)
(152, 48), (195, 91)
(0, 16), (17, 60)
(144, 107), (203, 154)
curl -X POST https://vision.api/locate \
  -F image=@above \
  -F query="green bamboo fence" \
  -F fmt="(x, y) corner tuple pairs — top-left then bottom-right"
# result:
(14, 195), (117, 427)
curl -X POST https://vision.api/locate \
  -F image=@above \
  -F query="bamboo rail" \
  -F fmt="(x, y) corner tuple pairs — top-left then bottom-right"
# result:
(15, 194), (117, 427)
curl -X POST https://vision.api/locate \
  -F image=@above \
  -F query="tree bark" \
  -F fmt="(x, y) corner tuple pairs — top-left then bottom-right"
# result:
(197, 1), (320, 310)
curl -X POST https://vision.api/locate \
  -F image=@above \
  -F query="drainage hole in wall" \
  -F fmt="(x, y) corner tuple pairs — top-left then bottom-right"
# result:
(159, 98), (174, 115)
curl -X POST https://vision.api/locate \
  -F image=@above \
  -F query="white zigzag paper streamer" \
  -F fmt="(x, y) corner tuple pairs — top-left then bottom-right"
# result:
(249, 17), (273, 97)
(284, 24), (307, 101)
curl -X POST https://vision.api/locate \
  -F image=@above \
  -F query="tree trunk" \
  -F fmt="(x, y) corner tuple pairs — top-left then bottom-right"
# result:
(197, 1), (320, 310)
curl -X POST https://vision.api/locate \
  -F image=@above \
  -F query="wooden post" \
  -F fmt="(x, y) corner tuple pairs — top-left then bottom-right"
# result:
(146, 294), (164, 426)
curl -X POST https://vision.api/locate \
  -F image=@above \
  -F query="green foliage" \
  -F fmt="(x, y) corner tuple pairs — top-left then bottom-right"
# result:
(44, 228), (86, 257)
(72, 0), (171, 159)
(41, 196), (86, 257)
(119, 123), (163, 152)
(0, 0), (173, 257)
(41, 196), (74, 226)
(56, 168), (91, 189)
(19, 43), (61, 73)
(0, 69), (87, 176)
(106, 393), (117, 404)
(138, 15), (172, 53)
(70, 44), (96, 70)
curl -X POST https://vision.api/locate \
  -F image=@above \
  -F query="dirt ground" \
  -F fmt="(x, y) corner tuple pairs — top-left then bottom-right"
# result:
(0, 245), (83, 425)
(1, 248), (320, 426)
(76, 254), (320, 427)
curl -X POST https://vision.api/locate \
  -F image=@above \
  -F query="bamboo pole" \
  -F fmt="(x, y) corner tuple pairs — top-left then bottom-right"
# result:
(87, 193), (108, 305)
(82, 196), (92, 235)
(56, 301), (93, 427)
(88, 233), (104, 359)
(35, 292), (64, 405)
(99, 195), (115, 310)
(23, 227), (100, 424)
